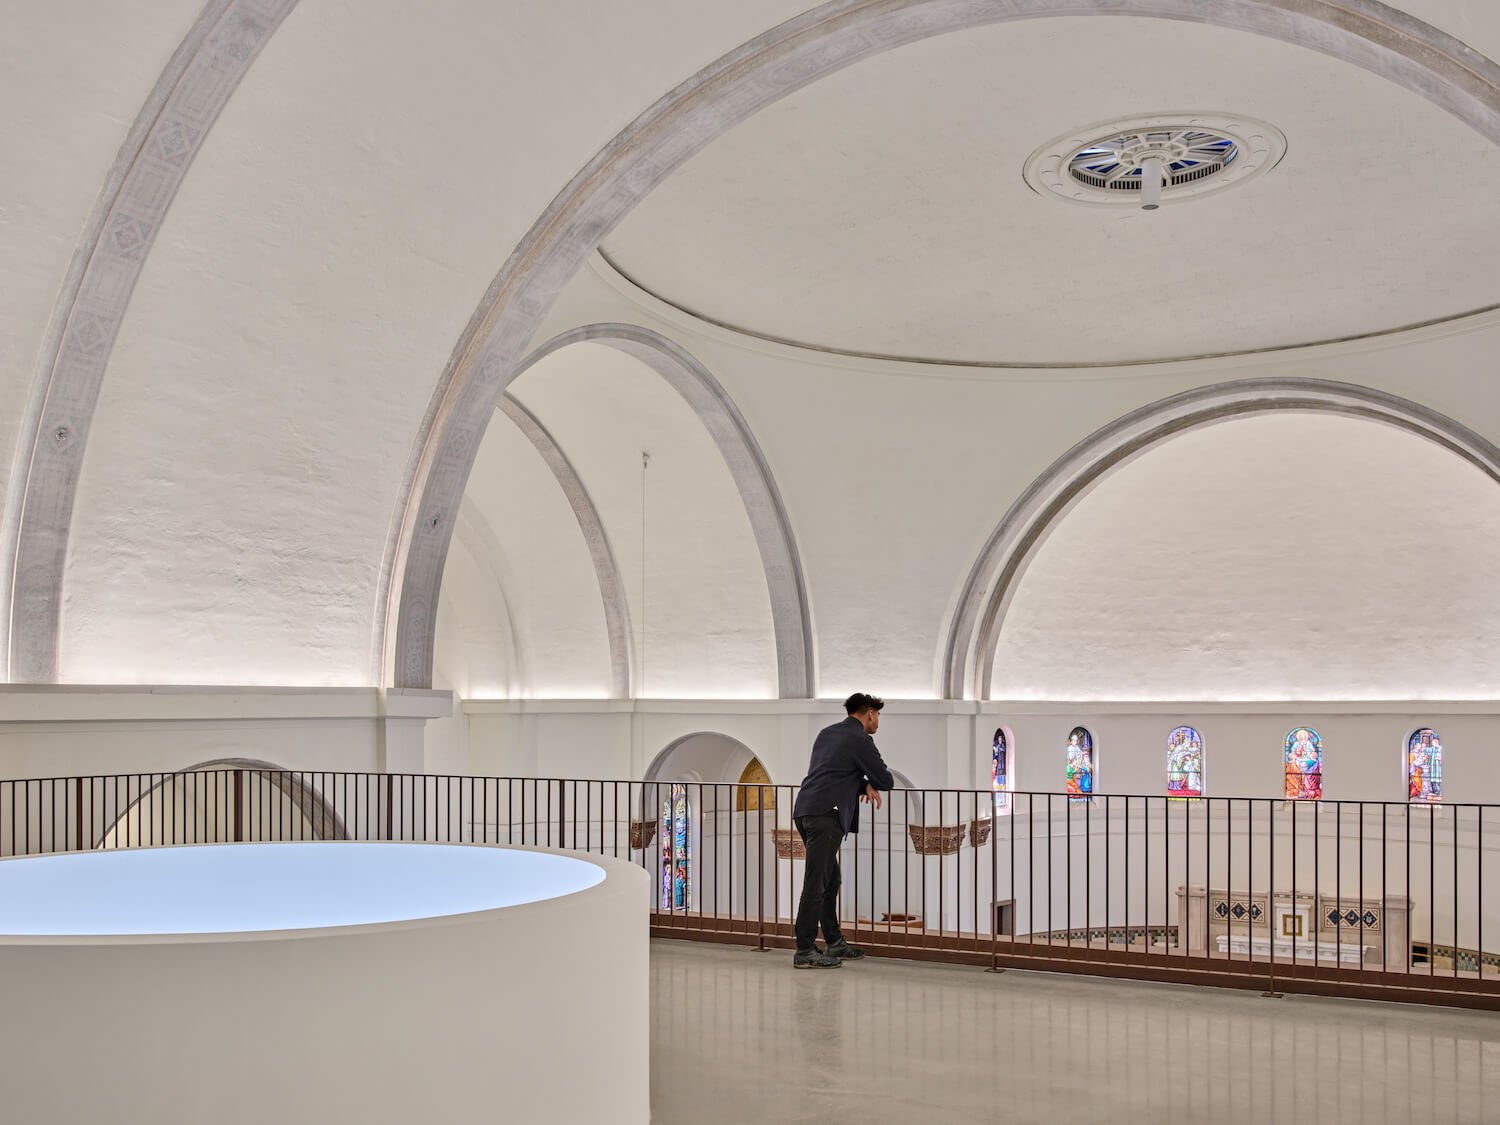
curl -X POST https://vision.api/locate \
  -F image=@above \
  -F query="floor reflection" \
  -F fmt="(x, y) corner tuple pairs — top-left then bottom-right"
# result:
(650, 940), (1500, 1124)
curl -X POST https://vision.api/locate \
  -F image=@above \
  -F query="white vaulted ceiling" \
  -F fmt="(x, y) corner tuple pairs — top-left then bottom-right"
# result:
(5, 0), (1500, 698)
(602, 15), (1500, 366)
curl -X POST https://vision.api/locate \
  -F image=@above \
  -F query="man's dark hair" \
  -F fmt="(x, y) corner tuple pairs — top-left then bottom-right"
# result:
(843, 692), (885, 715)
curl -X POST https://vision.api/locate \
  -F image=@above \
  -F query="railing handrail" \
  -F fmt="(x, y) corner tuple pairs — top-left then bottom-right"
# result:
(0, 768), (1487, 811)
(2, 768), (1496, 1010)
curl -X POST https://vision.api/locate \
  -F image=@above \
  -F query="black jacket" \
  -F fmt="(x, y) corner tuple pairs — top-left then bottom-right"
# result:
(792, 716), (895, 834)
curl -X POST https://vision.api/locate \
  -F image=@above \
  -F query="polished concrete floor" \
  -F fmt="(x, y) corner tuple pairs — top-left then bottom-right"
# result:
(650, 939), (1500, 1124)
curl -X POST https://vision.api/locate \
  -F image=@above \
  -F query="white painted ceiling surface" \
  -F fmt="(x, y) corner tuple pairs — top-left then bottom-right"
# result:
(56, 0), (810, 685)
(433, 529), (519, 701)
(447, 412), (609, 699)
(1389, 1), (1500, 71)
(0, 0), (204, 504)
(992, 413), (1500, 701)
(1, 0), (1497, 697)
(603, 15), (1500, 366)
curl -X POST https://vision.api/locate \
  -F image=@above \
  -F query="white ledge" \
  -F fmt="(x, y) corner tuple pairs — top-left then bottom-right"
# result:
(0, 686), (453, 724)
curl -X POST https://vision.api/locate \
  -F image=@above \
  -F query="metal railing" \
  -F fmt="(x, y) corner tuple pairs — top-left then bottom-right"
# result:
(2, 769), (1497, 1009)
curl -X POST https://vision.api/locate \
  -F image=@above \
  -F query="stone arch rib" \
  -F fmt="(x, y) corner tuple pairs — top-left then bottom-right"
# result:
(942, 378), (1500, 700)
(1, 0), (298, 682)
(94, 757), (348, 848)
(386, 0), (1500, 694)
(506, 326), (815, 699)
(495, 392), (634, 698)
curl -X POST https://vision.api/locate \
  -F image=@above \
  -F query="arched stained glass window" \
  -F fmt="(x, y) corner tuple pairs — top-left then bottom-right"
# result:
(1407, 728), (1443, 804)
(1065, 727), (1094, 799)
(991, 728), (1010, 810)
(660, 783), (691, 911)
(1284, 728), (1323, 801)
(1167, 726), (1204, 798)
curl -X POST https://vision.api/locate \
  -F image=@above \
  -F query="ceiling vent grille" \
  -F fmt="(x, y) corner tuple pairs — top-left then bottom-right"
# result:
(1023, 114), (1286, 210)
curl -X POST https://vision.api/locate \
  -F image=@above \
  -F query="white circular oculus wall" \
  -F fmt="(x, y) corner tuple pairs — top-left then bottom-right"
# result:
(0, 842), (605, 936)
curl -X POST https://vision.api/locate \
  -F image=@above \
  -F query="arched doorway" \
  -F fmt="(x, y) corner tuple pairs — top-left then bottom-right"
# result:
(640, 732), (776, 919)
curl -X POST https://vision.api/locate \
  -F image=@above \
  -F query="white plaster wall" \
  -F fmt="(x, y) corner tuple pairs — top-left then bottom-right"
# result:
(454, 698), (1500, 806)
(508, 344), (777, 698)
(992, 414), (1500, 700)
(0, 0), (203, 503)
(0, 848), (652, 1125)
(462, 700), (966, 800)
(0, 687), (446, 783)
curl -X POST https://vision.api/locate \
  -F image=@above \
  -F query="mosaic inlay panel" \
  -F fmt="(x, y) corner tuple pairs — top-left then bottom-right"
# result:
(1322, 905), (1382, 932)
(1212, 898), (1267, 925)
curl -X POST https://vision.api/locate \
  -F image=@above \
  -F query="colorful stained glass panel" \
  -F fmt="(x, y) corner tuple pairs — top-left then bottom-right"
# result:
(1284, 728), (1323, 801)
(660, 784), (691, 911)
(1407, 728), (1443, 803)
(1166, 725), (1204, 798)
(1065, 727), (1094, 799)
(992, 728), (1009, 810)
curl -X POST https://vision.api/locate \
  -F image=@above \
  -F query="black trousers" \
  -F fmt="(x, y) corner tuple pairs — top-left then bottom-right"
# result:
(794, 811), (845, 951)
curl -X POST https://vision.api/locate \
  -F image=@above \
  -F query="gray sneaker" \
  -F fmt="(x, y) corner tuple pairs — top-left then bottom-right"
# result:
(792, 947), (842, 969)
(824, 939), (866, 960)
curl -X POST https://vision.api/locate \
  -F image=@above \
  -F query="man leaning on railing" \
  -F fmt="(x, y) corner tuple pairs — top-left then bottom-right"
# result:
(790, 692), (896, 969)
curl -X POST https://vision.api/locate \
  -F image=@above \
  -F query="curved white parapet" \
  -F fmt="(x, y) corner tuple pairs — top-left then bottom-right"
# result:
(0, 842), (650, 1124)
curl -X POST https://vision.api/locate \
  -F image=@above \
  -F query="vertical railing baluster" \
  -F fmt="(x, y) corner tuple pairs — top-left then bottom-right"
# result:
(1453, 805), (1460, 984)
(1266, 798), (1278, 997)
(1358, 801), (1365, 974)
(1477, 805), (1483, 982)
(1336, 800), (1343, 968)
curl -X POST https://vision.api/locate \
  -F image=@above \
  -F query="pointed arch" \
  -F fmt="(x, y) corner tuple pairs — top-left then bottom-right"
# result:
(423, 325), (815, 698)
(943, 378), (1500, 699)
(495, 393), (633, 697)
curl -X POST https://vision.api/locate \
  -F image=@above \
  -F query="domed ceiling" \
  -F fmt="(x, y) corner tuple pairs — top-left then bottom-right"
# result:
(602, 15), (1500, 366)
